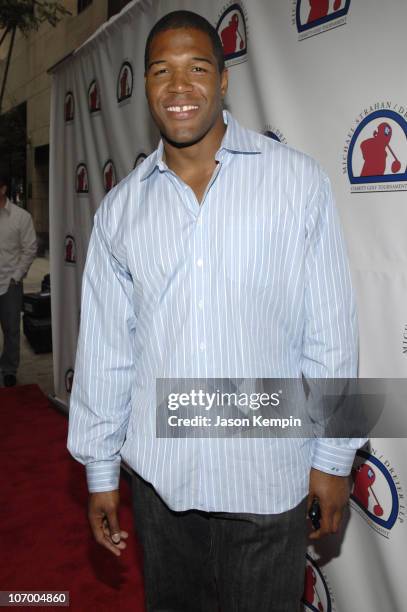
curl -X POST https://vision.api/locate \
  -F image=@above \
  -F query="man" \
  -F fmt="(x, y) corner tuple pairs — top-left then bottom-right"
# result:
(0, 175), (37, 387)
(68, 11), (365, 611)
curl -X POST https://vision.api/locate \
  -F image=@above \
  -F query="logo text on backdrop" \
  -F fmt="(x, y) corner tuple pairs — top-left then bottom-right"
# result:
(293, 0), (351, 40)
(344, 102), (407, 193)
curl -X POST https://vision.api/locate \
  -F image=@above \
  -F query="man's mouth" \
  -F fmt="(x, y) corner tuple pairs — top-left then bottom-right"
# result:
(166, 105), (199, 113)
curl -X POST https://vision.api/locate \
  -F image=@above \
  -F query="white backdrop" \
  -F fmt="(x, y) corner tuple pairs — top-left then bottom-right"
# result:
(49, 1), (407, 609)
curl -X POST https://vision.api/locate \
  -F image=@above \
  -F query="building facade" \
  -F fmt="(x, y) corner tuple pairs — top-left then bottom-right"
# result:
(0, 0), (131, 250)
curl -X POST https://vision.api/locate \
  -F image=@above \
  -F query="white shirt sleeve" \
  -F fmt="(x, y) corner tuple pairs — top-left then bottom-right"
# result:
(13, 212), (37, 282)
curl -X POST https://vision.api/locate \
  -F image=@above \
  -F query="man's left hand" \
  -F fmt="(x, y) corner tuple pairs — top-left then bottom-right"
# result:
(307, 467), (350, 540)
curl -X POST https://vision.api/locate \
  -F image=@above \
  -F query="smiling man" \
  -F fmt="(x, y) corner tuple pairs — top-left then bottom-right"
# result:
(68, 10), (365, 612)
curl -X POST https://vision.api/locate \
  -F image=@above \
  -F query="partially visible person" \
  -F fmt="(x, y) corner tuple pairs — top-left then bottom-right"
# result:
(0, 175), (37, 387)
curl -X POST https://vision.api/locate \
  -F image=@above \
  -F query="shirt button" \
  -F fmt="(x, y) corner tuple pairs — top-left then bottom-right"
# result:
(198, 299), (203, 309)
(200, 342), (206, 351)
(197, 258), (203, 267)
(197, 217), (202, 226)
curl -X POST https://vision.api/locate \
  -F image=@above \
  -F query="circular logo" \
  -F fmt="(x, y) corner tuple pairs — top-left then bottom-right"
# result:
(134, 152), (147, 169)
(347, 110), (407, 188)
(216, 2), (248, 65)
(64, 91), (74, 122)
(350, 449), (400, 534)
(302, 554), (333, 611)
(75, 163), (89, 194)
(88, 79), (101, 113)
(264, 130), (281, 143)
(103, 159), (117, 193)
(117, 61), (133, 102)
(402, 324), (407, 357)
(264, 124), (288, 145)
(65, 368), (74, 394)
(296, 0), (351, 35)
(64, 234), (76, 264)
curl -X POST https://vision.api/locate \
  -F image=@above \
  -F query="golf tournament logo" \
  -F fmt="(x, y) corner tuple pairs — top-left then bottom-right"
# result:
(103, 159), (117, 192)
(350, 448), (405, 538)
(117, 61), (133, 103)
(64, 234), (76, 265)
(293, 0), (350, 40)
(344, 103), (407, 192)
(64, 92), (74, 122)
(301, 554), (334, 612)
(264, 124), (288, 145)
(65, 368), (74, 394)
(75, 163), (89, 194)
(134, 152), (147, 169)
(216, 2), (248, 66)
(88, 79), (101, 113)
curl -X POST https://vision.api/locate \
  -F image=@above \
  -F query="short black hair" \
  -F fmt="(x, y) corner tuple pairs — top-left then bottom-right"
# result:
(0, 174), (9, 189)
(144, 10), (225, 74)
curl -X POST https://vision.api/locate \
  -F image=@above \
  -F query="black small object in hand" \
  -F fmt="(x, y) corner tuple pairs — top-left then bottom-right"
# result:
(308, 498), (321, 530)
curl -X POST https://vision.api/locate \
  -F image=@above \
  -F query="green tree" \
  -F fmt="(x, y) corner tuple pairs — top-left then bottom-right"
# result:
(0, 0), (70, 113)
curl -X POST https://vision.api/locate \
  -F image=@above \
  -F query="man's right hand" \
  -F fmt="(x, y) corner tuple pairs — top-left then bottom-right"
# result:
(88, 490), (129, 557)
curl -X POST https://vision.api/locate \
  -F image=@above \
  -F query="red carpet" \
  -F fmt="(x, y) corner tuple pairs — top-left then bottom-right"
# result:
(0, 385), (145, 611)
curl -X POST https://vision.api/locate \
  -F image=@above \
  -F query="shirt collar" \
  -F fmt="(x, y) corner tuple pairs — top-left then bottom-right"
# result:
(140, 110), (261, 181)
(219, 110), (262, 155)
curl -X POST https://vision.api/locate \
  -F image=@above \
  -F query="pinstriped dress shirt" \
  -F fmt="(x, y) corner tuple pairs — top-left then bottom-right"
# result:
(67, 111), (365, 513)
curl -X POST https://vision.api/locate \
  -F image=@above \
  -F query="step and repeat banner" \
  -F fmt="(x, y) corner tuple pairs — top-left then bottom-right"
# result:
(49, 1), (407, 609)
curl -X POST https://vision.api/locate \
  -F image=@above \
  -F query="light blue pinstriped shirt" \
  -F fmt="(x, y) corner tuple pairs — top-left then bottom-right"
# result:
(67, 111), (365, 513)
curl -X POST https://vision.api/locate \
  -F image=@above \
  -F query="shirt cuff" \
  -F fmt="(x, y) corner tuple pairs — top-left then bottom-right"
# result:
(311, 440), (357, 476)
(86, 458), (121, 493)
(12, 270), (24, 282)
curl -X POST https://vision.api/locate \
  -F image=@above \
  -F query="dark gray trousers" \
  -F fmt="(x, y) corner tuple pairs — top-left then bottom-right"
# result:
(132, 472), (308, 612)
(0, 282), (23, 376)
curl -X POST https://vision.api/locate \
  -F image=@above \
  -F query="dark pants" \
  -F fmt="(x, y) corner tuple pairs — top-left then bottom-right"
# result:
(0, 282), (23, 377)
(132, 472), (308, 612)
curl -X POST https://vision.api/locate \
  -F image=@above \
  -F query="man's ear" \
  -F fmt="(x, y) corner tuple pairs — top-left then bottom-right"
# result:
(220, 68), (229, 99)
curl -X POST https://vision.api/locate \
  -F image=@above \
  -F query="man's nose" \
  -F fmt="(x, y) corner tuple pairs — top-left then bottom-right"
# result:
(168, 69), (193, 92)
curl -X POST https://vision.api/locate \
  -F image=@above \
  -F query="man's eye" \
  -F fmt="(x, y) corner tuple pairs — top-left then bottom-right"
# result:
(192, 66), (206, 72)
(154, 68), (168, 75)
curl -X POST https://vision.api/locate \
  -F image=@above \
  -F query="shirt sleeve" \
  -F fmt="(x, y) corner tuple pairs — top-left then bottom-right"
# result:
(13, 212), (37, 282)
(67, 196), (136, 492)
(301, 165), (367, 476)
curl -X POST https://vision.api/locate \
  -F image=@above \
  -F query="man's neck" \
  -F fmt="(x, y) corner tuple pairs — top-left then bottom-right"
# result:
(163, 114), (226, 178)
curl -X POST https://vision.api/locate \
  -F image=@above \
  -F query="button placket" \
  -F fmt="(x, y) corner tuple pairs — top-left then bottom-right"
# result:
(195, 205), (206, 361)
